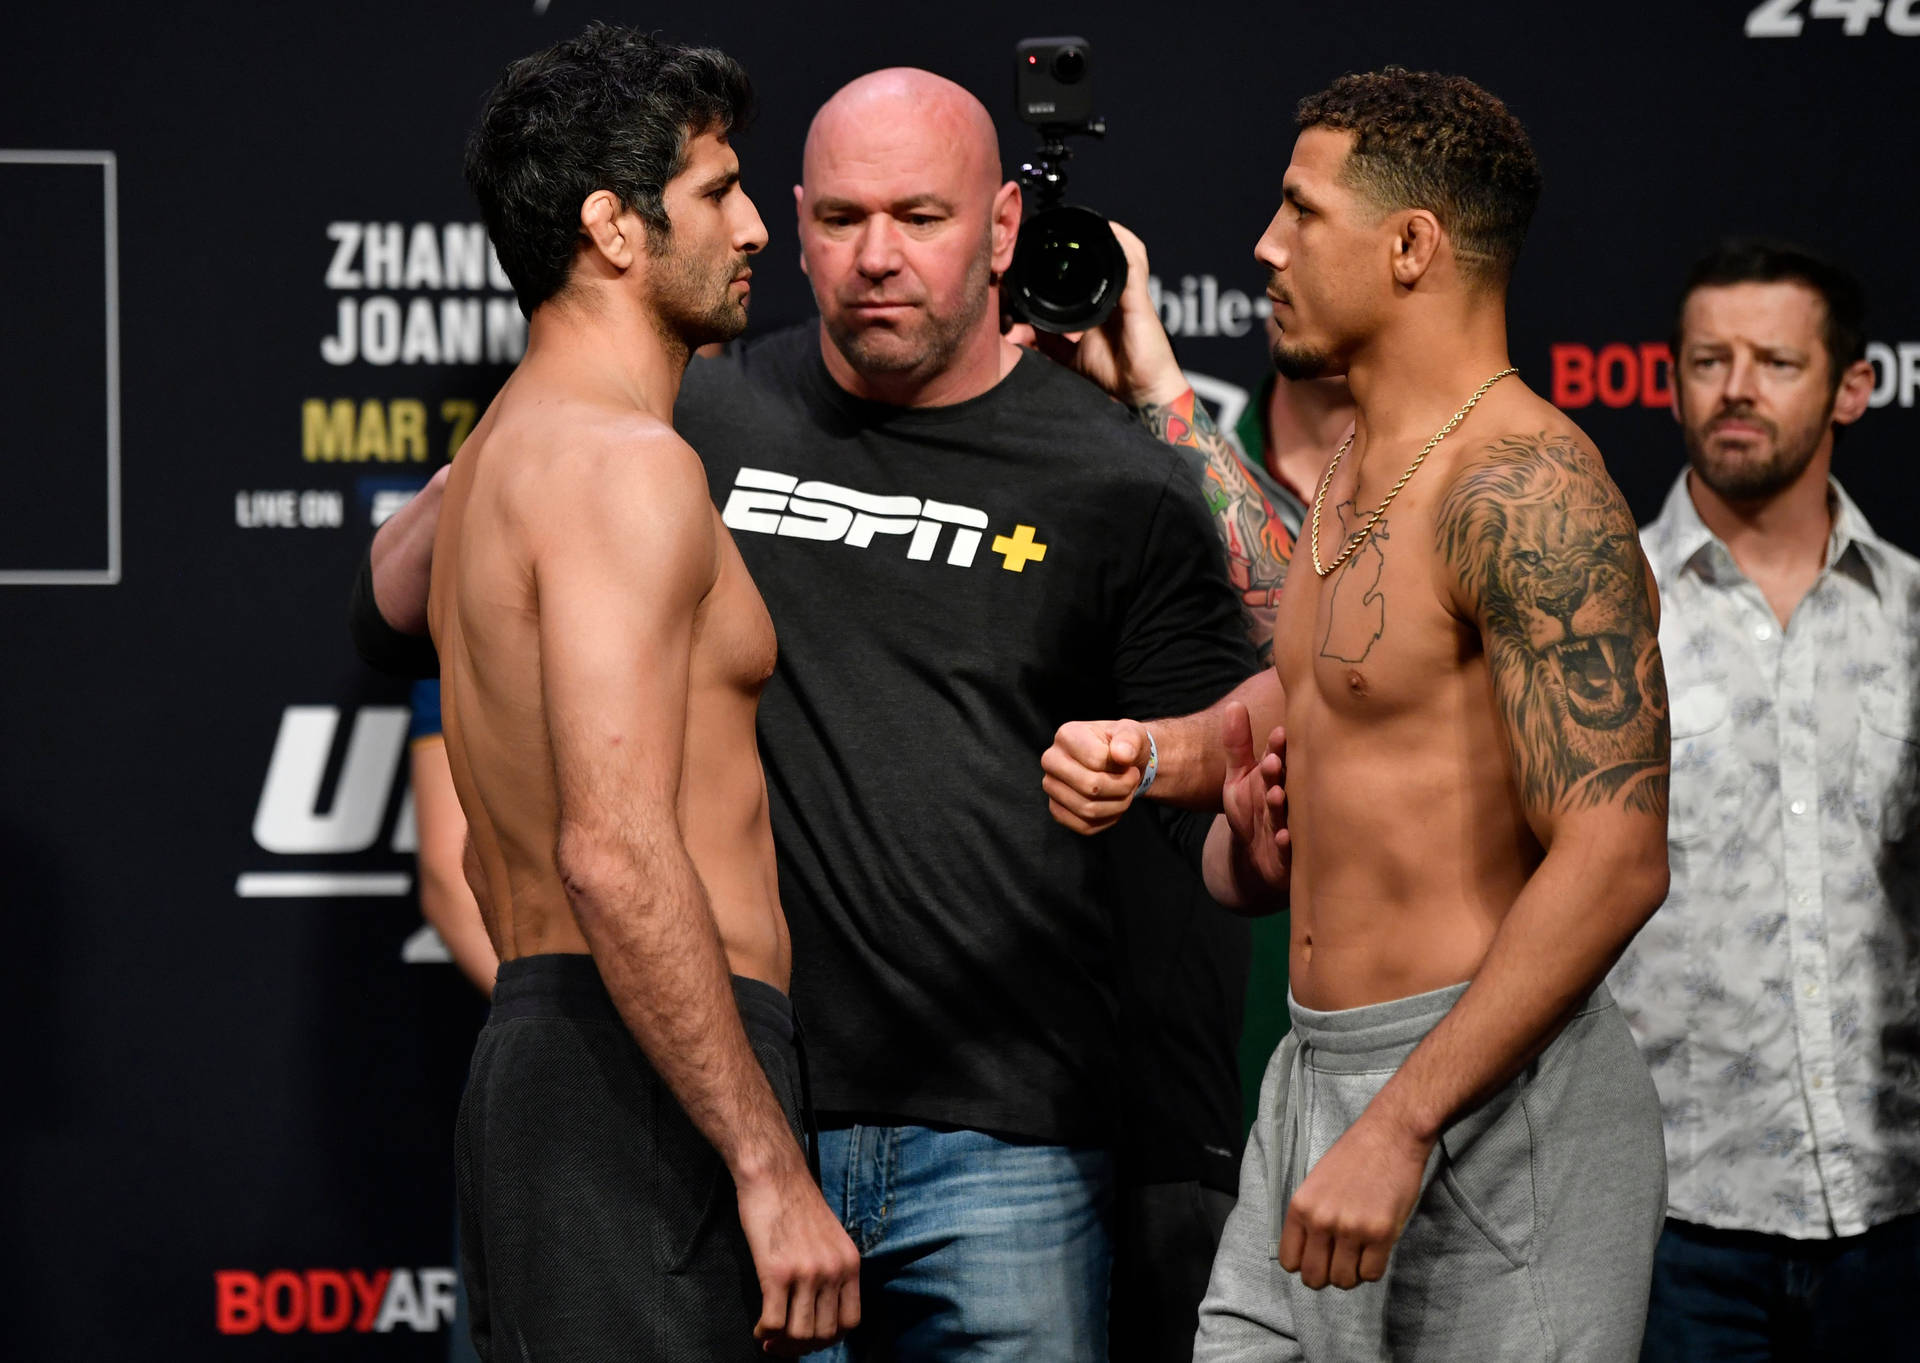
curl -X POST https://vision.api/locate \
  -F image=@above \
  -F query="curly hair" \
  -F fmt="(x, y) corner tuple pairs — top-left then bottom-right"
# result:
(1296, 68), (1541, 288)
(465, 23), (753, 317)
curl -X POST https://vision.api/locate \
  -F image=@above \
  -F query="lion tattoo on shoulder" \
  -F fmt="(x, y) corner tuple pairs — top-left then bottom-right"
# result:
(1439, 434), (1670, 815)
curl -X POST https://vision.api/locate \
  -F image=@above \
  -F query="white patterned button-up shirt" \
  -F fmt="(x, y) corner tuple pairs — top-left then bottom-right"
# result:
(1610, 472), (1920, 1239)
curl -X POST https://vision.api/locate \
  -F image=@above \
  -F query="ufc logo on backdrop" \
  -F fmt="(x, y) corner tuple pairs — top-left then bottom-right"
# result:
(722, 468), (991, 567)
(235, 706), (417, 900)
(254, 706), (413, 856)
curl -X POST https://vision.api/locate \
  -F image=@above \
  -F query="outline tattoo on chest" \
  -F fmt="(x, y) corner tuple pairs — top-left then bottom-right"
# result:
(1437, 433), (1670, 816)
(1319, 500), (1389, 664)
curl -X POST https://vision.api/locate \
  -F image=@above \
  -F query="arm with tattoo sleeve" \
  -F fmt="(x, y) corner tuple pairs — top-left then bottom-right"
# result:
(1010, 218), (1291, 661)
(1132, 389), (1291, 664)
(1275, 431), (1672, 1291)
(1027, 220), (1291, 827)
(1443, 435), (1669, 815)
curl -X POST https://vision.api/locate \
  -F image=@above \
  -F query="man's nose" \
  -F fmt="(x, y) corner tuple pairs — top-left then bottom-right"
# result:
(1253, 208), (1291, 273)
(1723, 352), (1761, 404)
(737, 197), (768, 256)
(855, 217), (901, 277)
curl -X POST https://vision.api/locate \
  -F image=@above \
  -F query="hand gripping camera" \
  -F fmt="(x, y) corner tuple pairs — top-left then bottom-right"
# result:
(1005, 37), (1129, 334)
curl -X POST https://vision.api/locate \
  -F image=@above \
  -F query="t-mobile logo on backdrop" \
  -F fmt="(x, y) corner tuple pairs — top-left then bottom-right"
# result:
(1148, 273), (1272, 339)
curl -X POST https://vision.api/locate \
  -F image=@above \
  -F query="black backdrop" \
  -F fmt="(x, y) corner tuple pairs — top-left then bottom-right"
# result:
(4, 2), (1916, 1356)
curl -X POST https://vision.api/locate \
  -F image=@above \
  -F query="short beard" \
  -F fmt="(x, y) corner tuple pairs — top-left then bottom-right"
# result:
(823, 228), (993, 378)
(648, 226), (750, 350)
(1271, 334), (1336, 382)
(1683, 398), (1832, 502)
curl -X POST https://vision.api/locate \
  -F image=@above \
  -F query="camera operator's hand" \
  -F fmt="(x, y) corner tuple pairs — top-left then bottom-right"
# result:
(1005, 221), (1188, 408)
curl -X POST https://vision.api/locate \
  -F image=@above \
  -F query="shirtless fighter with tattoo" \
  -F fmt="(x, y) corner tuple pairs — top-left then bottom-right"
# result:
(430, 27), (857, 1359)
(1043, 68), (1672, 1359)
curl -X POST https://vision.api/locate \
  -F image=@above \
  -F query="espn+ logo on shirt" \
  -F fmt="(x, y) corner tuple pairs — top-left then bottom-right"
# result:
(722, 468), (991, 566)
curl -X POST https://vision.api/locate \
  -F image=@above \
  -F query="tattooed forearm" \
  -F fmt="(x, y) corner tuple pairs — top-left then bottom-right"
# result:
(1133, 387), (1292, 662)
(1436, 432), (1669, 818)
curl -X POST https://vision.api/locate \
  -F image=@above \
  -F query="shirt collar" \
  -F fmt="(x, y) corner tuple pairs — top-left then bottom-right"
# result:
(1826, 479), (1895, 593)
(1643, 468), (1894, 596)
(1643, 471), (1720, 579)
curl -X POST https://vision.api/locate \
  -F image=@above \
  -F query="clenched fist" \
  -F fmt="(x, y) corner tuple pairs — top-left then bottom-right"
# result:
(737, 1160), (862, 1355)
(1041, 718), (1156, 834)
(1279, 1109), (1431, 1292)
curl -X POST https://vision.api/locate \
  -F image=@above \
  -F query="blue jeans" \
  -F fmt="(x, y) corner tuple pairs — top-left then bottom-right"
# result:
(812, 1124), (1114, 1362)
(1640, 1214), (1920, 1361)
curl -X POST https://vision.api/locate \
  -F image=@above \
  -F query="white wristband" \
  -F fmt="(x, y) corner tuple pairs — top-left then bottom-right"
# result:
(1136, 729), (1159, 798)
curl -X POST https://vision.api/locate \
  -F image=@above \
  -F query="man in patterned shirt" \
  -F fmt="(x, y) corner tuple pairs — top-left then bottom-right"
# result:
(1610, 239), (1920, 1359)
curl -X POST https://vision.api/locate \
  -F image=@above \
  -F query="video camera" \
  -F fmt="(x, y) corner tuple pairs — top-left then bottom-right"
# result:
(1005, 37), (1129, 334)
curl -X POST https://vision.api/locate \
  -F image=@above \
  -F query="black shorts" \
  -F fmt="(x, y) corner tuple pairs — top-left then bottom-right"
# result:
(454, 954), (808, 1362)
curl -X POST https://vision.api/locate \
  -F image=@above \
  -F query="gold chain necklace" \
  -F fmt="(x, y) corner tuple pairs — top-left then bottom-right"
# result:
(1308, 367), (1518, 578)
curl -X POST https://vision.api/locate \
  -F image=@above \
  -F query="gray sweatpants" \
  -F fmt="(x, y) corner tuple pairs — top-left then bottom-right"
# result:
(1196, 982), (1665, 1362)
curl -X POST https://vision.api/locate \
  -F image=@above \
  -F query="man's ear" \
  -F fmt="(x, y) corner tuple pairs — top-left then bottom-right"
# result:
(1833, 356), (1876, 427)
(580, 189), (636, 271)
(1390, 209), (1442, 288)
(793, 183), (809, 277)
(990, 180), (1023, 275)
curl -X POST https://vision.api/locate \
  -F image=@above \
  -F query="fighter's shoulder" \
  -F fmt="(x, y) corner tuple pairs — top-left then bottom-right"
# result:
(514, 409), (711, 531)
(1433, 405), (1643, 614)
(1438, 400), (1623, 517)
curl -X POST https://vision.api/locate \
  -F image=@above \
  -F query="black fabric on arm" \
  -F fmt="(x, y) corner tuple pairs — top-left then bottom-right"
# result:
(349, 541), (440, 679)
(1153, 803), (1213, 875)
(1110, 462), (1258, 722)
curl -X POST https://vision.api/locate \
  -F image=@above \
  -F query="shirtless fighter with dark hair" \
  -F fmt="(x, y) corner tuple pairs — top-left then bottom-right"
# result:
(1044, 68), (1673, 1360)
(430, 25), (857, 1360)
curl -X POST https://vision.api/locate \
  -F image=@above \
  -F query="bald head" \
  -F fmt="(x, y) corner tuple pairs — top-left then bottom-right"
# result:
(794, 67), (1022, 403)
(803, 68), (1002, 201)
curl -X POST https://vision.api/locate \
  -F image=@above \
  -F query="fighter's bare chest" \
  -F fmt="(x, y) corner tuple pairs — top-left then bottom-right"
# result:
(692, 512), (779, 694)
(1275, 501), (1463, 715)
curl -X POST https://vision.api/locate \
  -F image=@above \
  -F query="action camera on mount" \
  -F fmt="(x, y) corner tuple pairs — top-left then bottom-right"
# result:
(1005, 36), (1128, 335)
(1015, 36), (1095, 125)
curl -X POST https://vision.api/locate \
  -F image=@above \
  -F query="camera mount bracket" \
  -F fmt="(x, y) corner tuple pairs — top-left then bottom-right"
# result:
(1018, 118), (1106, 210)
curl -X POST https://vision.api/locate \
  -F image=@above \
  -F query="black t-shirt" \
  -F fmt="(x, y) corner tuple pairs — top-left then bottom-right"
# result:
(1105, 808), (1252, 1189)
(678, 325), (1255, 1148)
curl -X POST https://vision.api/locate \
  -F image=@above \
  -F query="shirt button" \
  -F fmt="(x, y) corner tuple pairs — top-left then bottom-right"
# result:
(1812, 1076), (1824, 1089)
(1755, 624), (1774, 641)
(1790, 799), (1808, 815)
(1806, 983), (1820, 999)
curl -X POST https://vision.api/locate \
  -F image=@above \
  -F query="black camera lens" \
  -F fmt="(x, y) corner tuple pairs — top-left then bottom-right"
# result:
(1050, 47), (1087, 84)
(1007, 205), (1127, 334)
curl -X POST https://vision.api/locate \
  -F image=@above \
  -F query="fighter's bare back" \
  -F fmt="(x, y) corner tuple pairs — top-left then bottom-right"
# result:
(1274, 383), (1666, 1012)
(428, 373), (790, 988)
